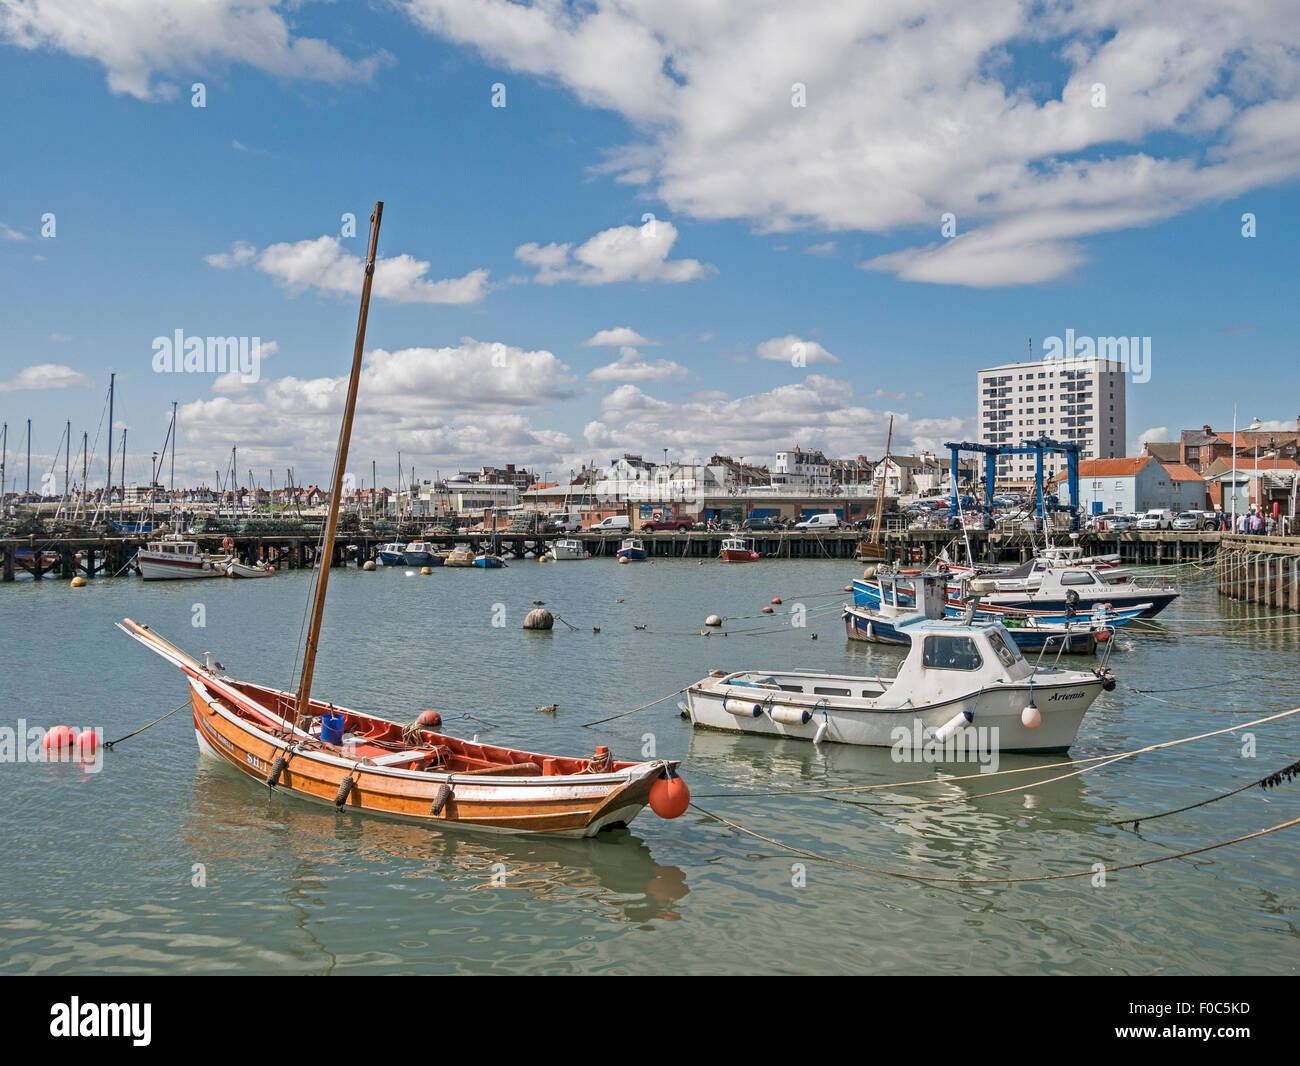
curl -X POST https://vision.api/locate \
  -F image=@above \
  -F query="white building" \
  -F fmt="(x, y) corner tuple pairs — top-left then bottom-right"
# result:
(977, 356), (1126, 484)
(771, 447), (831, 493)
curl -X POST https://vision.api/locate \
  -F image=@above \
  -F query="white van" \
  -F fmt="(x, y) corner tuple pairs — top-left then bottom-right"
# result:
(591, 515), (632, 532)
(794, 513), (841, 530)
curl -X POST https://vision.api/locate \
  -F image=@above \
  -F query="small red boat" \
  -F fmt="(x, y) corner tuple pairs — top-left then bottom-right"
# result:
(720, 536), (760, 562)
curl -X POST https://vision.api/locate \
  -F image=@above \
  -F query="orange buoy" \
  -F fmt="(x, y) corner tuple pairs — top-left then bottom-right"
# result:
(771, 597), (782, 605)
(75, 729), (99, 759)
(1096, 630), (1110, 642)
(267, 565), (275, 574)
(44, 725), (76, 758)
(649, 768), (690, 819)
(417, 709), (442, 727)
(761, 606), (774, 614)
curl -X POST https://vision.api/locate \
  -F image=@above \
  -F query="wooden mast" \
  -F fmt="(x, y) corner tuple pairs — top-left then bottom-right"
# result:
(869, 414), (894, 545)
(292, 201), (383, 726)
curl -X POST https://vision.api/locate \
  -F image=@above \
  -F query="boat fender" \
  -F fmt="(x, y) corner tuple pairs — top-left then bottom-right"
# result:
(334, 775), (356, 808)
(931, 709), (974, 744)
(812, 720), (828, 744)
(1096, 670), (1117, 692)
(770, 705), (813, 726)
(722, 697), (763, 718)
(430, 782), (453, 815)
(649, 766), (690, 819)
(267, 753), (288, 789)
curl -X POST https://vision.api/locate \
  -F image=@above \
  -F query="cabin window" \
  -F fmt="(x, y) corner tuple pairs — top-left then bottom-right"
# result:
(1059, 571), (1096, 585)
(922, 636), (983, 671)
(813, 686), (851, 696)
(987, 630), (1022, 668)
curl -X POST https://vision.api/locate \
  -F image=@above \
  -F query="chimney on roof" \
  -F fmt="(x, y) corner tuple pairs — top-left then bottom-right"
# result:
(1203, 425), (1212, 434)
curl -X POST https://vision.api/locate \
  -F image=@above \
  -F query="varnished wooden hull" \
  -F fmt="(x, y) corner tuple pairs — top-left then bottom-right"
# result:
(188, 681), (661, 836)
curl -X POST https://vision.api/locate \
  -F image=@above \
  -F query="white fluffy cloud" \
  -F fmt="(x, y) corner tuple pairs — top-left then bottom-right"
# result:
(0, 0), (383, 101)
(581, 374), (970, 463)
(206, 236), (490, 305)
(515, 221), (712, 285)
(178, 338), (576, 477)
(587, 346), (688, 382)
(583, 327), (653, 347)
(754, 335), (839, 365)
(408, 0), (1300, 287)
(0, 363), (91, 392)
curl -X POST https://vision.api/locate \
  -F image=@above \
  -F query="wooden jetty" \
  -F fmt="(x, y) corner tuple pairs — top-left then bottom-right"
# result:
(1216, 534), (1300, 610)
(1, 527), (1227, 580)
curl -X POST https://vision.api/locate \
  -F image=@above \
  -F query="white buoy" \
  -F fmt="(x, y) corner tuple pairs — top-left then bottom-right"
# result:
(362, 560), (376, 571)
(705, 614), (723, 627)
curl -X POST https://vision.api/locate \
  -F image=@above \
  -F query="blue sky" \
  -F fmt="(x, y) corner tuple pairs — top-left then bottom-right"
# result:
(1, 1), (1297, 492)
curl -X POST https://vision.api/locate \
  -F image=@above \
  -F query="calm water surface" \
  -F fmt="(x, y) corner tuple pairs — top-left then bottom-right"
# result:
(2, 557), (1297, 974)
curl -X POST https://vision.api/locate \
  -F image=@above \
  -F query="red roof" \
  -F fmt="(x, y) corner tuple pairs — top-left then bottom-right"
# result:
(1161, 463), (1204, 482)
(1055, 457), (1152, 481)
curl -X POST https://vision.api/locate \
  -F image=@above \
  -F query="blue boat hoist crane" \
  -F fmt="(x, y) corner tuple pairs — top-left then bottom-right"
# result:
(944, 438), (1081, 525)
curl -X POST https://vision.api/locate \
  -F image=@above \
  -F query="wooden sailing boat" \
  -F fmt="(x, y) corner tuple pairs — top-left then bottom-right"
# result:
(856, 415), (893, 563)
(120, 203), (687, 836)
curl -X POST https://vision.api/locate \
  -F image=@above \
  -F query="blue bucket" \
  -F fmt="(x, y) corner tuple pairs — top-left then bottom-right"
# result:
(319, 712), (346, 746)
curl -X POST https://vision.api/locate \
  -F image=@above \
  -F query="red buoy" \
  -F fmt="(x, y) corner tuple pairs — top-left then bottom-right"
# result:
(43, 725), (76, 759)
(1096, 630), (1110, 642)
(75, 729), (99, 759)
(417, 709), (442, 727)
(649, 769), (690, 819)
(761, 606), (774, 614)
(771, 597), (782, 605)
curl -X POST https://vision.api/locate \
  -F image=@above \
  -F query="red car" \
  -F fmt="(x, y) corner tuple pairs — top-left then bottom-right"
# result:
(640, 516), (695, 532)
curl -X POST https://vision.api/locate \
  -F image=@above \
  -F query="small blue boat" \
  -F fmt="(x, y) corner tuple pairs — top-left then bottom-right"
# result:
(376, 541), (408, 566)
(473, 554), (506, 568)
(616, 537), (647, 561)
(401, 540), (437, 566)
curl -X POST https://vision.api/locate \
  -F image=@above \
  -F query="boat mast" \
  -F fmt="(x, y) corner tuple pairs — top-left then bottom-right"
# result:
(870, 415), (893, 545)
(293, 201), (383, 726)
(106, 373), (114, 511)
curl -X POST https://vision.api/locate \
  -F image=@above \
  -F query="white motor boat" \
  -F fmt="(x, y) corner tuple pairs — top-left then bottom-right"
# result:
(546, 538), (590, 561)
(686, 574), (1114, 753)
(137, 535), (230, 581)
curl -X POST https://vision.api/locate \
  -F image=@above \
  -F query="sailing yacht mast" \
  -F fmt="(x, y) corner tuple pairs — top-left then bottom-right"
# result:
(293, 201), (383, 726)
(869, 415), (894, 545)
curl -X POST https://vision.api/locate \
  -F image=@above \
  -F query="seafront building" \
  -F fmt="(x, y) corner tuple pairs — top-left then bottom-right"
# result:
(977, 355), (1127, 486)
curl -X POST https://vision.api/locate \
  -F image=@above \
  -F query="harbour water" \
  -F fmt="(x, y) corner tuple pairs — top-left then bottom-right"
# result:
(2, 559), (1297, 975)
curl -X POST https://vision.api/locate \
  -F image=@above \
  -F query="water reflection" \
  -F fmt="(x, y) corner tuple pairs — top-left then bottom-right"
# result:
(182, 761), (689, 925)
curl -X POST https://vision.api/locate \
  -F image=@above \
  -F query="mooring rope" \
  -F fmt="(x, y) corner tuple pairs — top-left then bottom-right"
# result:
(582, 687), (688, 728)
(1101, 756), (1300, 830)
(103, 698), (191, 749)
(688, 802), (1300, 884)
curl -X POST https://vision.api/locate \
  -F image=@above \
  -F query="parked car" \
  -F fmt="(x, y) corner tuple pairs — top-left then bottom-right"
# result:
(1136, 508), (1175, 530)
(795, 513), (841, 530)
(741, 516), (782, 531)
(591, 515), (632, 532)
(639, 515), (694, 532)
(1172, 510), (1220, 531)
